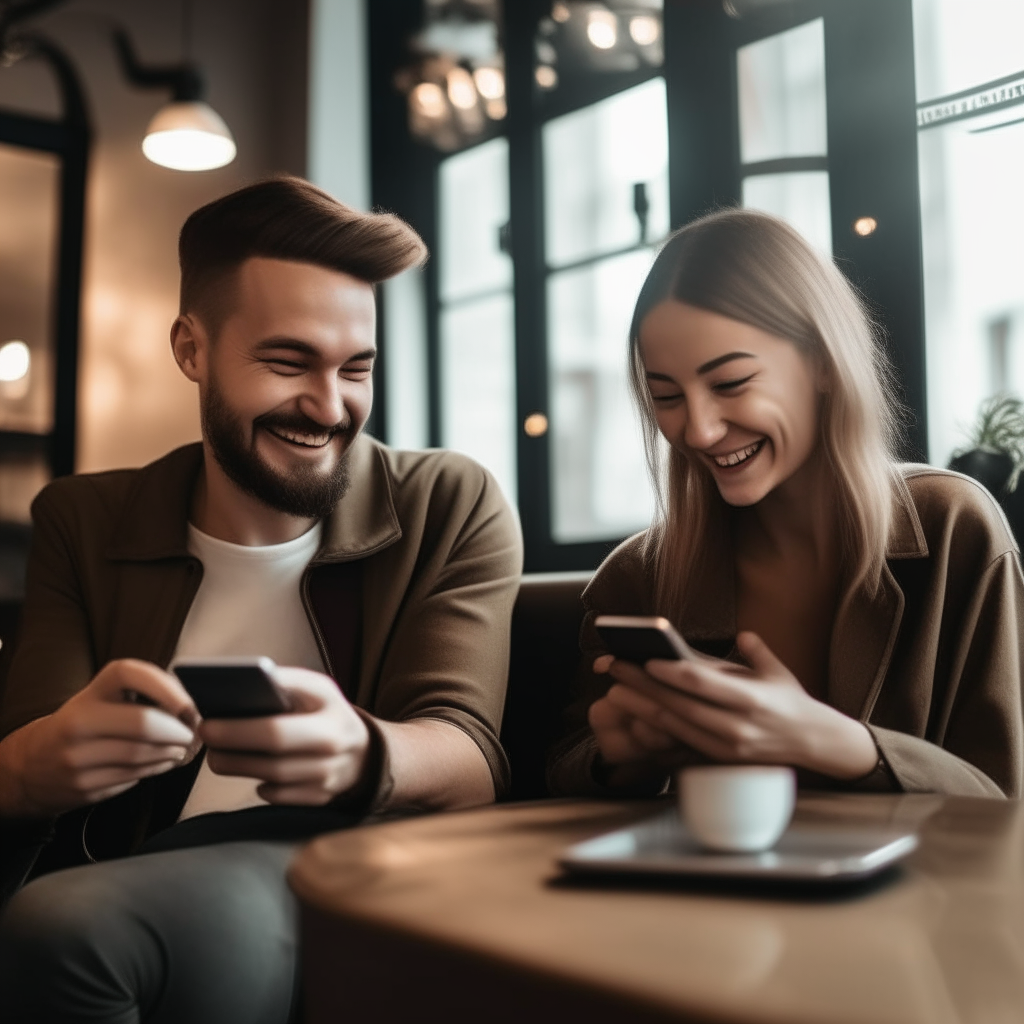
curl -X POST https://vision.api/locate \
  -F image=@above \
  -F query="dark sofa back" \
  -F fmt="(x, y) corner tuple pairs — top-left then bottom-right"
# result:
(500, 572), (591, 802)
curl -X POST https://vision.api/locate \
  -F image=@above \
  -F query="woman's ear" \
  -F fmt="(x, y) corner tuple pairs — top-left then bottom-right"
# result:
(170, 315), (207, 383)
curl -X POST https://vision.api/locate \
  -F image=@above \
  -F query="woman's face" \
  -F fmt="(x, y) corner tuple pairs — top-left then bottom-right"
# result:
(639, 299), (822, 507)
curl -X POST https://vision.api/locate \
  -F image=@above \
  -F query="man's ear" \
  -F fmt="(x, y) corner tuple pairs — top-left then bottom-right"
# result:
(170, 314), (207, 383)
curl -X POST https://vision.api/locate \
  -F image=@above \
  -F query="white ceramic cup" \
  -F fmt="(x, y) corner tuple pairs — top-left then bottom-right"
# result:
(679, 765), (796, 853)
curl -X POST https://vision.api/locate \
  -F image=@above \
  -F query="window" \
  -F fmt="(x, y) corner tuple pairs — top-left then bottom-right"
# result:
(437, 137), (517, 504)
(737, 17), (832, 255)
(913, 0), (1024, 467)
(544, 78), (667, 542)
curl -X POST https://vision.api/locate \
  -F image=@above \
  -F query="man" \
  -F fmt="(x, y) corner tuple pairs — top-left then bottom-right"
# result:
(0, 177), (522, 1022)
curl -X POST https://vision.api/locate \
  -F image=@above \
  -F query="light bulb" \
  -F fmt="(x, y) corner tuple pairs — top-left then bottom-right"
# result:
(473, 66), (505, 101)
(587, 9), (617, 49)
(485, 97), (507, 120)
(552, 2), (571, 23)
(412, 82), (447, 119)
(142, 101), (236, 171)
(629, 15), (660, 46)
(853, 216), (878, 237)
(0, 339), (30, 382)
(447, 66), (478, 111)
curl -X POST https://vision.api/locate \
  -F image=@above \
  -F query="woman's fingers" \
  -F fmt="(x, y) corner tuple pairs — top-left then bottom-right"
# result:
(630, 657), (758, 711)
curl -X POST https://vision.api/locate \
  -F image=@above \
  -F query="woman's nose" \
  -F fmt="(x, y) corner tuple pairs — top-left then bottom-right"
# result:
(683, 395), (727, 451)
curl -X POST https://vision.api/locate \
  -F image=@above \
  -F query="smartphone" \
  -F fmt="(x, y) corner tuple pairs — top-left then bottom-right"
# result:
(593, 615), (697, 664)
(172, 656), (291, 719)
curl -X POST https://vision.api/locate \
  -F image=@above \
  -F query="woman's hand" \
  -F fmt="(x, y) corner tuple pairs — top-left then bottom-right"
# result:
(589, 632), (879, 780)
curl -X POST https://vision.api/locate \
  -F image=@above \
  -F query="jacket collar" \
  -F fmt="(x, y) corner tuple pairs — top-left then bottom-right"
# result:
(677, 470), (929, 720)
(106, 432), (402, 564)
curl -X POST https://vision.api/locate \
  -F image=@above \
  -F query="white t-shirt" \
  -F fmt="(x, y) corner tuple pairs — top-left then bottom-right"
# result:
(174, 522), (325, 821)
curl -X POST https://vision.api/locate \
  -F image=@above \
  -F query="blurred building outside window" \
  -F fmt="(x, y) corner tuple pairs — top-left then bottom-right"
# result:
(913, 0), (1024, 468)
(437, 135), (518, 506)
(544, 76), (667, 543)
(737, 17), (832, 257)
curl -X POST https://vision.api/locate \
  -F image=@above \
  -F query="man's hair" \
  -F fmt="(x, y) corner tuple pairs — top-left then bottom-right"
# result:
(178, 176), (428, 330)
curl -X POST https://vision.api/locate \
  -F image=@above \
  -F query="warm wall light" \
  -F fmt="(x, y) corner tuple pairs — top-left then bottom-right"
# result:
(535, 65), (558, 89)
(586, 9), (618, 50)
(114, 28), (236, 173)
(0, 340), (30, 383)
(473, 66), (505, 101)
(524, 412), (549, 437)
(629, 14), (660, 46)
(853, 216), (878, 237)
(447, 66), (478, 111)
(412, 81), (447, 119)
(142, 101), (236, 171)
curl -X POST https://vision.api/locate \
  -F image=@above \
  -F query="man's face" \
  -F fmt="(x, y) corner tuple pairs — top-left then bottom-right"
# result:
(193, 257), (376, 519)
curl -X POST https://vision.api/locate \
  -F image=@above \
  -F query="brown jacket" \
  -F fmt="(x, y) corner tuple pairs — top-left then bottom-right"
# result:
(1, 435), (522, 854)
(548, 467), (1024, 799)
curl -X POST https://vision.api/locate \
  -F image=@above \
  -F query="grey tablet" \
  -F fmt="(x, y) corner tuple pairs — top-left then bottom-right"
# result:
(560, 809), (918, 882)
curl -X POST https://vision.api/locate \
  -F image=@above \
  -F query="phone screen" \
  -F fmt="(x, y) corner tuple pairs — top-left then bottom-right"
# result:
(173, 657), (290, 719)
(593, 615), (695, 664)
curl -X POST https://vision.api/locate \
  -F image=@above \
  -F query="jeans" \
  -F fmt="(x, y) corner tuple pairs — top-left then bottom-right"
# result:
(0, 839), (301, 1024)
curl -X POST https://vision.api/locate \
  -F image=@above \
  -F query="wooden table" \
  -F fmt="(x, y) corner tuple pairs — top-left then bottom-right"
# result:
(288, 795), (1024, 1024)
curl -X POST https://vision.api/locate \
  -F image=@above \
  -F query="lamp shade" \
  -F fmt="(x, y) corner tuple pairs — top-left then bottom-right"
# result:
(142, 101), (236, 171)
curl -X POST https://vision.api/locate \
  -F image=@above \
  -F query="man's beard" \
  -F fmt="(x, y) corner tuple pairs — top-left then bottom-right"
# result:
(201, 379), (354, 519)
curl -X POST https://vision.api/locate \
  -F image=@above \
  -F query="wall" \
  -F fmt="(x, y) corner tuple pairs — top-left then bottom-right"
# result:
(0, 0), (309, 475)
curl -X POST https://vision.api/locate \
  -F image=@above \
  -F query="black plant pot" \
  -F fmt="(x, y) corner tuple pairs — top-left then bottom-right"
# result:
(948, 449), (1014, 497)
(948, 448), (1024, 545)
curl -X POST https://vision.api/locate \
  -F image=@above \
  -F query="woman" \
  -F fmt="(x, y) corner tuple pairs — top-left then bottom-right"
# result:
(548, 209), (1023, 799)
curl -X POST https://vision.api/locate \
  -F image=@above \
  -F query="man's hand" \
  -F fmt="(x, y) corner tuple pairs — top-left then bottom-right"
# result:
(200, 667), (371, 805)
(0, 660), (199, 818)
(590, 632), (879, 781)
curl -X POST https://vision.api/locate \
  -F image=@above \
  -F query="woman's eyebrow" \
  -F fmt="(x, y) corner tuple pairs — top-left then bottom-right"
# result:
(697, 351), (756, 374)
(645, 371), (677, 382)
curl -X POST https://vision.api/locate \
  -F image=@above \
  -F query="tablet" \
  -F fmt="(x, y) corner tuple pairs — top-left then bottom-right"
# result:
(559, 809), (918, 882)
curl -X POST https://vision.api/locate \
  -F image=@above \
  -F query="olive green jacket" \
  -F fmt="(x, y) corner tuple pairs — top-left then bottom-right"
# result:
(0, 435), (522, 850)
(548, 467), (1024, 799)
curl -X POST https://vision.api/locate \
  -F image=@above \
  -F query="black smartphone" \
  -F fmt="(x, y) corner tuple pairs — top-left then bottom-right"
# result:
(593, 615), (697, 664)
(172, 656), (291, 719)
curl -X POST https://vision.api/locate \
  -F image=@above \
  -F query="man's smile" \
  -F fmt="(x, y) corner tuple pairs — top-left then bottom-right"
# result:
(264, 425), (336, 449)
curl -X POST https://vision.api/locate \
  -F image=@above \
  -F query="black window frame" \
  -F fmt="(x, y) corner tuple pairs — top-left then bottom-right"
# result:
(369, 0), (928, 573)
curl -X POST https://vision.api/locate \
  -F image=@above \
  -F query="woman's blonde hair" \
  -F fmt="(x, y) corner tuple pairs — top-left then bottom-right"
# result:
(628, 208), (902, 622)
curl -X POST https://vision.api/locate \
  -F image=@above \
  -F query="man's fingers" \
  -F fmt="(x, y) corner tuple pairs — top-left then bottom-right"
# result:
(71, 759), (183, 795)
(206, 751), (342, 784)
(91, 659), (198, 723)
(200, 712), (345, 755)
(63, 738), (189, 771)
(63, 701), (196, 747)
(256, 783), (333, 806)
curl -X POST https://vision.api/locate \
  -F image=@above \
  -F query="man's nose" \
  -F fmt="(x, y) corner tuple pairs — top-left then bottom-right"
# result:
(299, 371), (346, 427)
(683, 394), (728, 451)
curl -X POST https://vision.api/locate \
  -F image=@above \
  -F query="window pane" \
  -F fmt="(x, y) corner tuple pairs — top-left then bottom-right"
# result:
(383, 268), (429, 450)
(548, 250), (655, 542)
(742, 171), (833, 255)
(440, 293), (517, 504)
(914, 0), (1024, 102)
(0, 143), (59, 436)
(913, 0), (1024, 467)
(544, 78), (669, 269)
(737, 18), (827, 164)
(438, 137), (512, 303)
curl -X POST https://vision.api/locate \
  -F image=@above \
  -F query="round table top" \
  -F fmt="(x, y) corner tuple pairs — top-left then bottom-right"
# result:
(289, 794), (1024, 1024)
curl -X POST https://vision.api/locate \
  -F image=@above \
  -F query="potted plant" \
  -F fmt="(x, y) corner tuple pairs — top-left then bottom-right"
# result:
(948, 395), (1024, 542)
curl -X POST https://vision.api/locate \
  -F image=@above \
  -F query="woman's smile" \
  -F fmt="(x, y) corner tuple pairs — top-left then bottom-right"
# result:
(707, 438), (767, 471)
